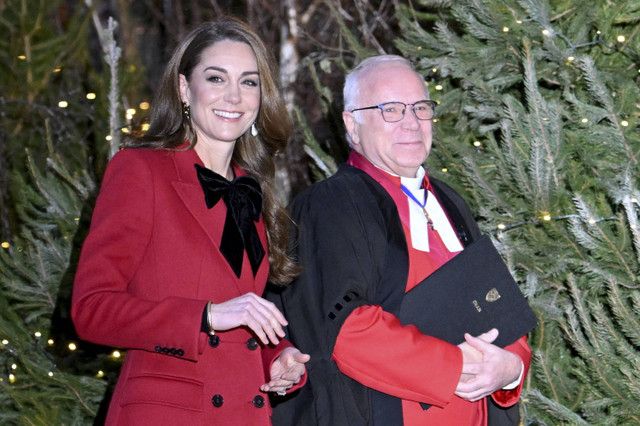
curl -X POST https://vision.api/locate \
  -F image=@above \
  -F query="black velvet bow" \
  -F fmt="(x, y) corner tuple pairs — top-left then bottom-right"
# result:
(194, 164), (265, 278)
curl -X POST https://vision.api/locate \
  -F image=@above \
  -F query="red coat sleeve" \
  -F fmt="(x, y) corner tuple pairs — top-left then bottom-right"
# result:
(332, 305), (462, 407)
(71, 150), (207, 361)
(491, 335), (532, 406)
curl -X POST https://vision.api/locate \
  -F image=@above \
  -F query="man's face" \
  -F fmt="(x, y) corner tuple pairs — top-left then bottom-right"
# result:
(343, 65), (432, 178)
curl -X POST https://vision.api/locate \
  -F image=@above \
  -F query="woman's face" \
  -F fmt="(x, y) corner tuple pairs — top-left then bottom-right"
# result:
(180, 40), (260, 147)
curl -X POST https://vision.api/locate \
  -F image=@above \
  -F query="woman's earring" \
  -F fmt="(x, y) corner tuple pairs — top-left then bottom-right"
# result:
(251, 122), (258, 137)
(182, 102), (191, 121)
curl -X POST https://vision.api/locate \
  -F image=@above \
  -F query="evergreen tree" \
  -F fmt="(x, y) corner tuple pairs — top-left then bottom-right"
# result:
(0, 1), (133, 423)
(390, 0), (639, 423)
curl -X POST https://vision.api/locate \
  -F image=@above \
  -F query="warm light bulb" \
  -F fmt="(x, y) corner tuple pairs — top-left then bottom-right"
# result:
(48, 372), (54, 377)
(9, 374), (15, 383)
(581, 118), (588, 123)
(11, 364), (17, 370)
(139, 101), (150, 110)
(48, 339), (54, 345)
(142, 123), (150, 131)
(35, 331), (41, 338)
(542, 29), (551, 36)
(473, 141), (482, 147)
(543, 214), (551, 221)
(86, 93), (96, 100)
(1, 339), (8, 345)
(621, 121), (629, 127)
(68, 343), (77, 351)
(97, 370), (105, 378)
(588, 219), (596, 225)
(441, 168), (448, 173)
(17, 55), (26, 60)
(497, 224), (506, 230)
(1, 242), (9, 249)
(126, 108), (136, 115)
(503, 27), (509, 32)
(435, 84), (443, 91)
(58, 101), (69, 108)
(112, 350), (121, 358)
(106, 135), (113, 141)
(617, 35), (626, 43)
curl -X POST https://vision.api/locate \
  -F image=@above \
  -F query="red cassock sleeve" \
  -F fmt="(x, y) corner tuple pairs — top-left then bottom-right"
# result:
(332, 305), (463, 408)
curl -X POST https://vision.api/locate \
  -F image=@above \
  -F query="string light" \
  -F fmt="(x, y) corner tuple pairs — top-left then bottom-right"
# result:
(441, 168), (448, 173)
(139, 101), (150, 110)
(68, 343), (77, 351)
(434, 84), (443, 91)
(542, 29), (551, 36)
(47, 339), (54, 345)
(106, 135), (113, 141)
(503, 27), (510, 32)
(96, 370), (105, 378)
(112, 350), (122, 359)
(53, 67), (62, 73)
(86, 93), (96, 100)
(58, 101), (69, 108)
(473, 141), (482, 147)
(621, 121), (629, 127)
(581, 118), (589, 123)
(1, 242), (9, 249)
(617, 35), (626, 43)
(17, 55), (26, 60)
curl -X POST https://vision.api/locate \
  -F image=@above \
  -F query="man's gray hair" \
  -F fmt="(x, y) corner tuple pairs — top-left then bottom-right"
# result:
(343, 55), (418, 112)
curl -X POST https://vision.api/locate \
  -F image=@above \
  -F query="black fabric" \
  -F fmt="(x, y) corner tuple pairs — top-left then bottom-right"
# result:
(267, 165), (520, 425)
(194, 164), (264, 277)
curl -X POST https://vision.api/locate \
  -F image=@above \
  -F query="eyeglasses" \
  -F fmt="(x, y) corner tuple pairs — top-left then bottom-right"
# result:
(350, 100), (436, 122)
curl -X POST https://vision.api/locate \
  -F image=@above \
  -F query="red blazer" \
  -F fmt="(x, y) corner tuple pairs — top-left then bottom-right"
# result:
(72, 147), (302, 426)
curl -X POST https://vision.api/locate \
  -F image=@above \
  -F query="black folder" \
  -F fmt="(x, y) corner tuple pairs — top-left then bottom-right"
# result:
(399, 235), (537, 347)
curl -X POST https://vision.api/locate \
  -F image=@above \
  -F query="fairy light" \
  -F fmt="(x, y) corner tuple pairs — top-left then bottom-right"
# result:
(431, 68), (437, 73)
(503, 27), (509, 33)
(48, 372), (54, 377)
(1, 339), (8, 345)
(112, 350), (121, 359)
(96, 370), (105, 378)
(1, 242), (9, 249)
(567, 56), (575, 62)
(58, 101), (68, 108)
(53, 67), (62, 73)
(441, 168), (448, 173)
(9, 374), (16, 383)
(543, 214), (552, 221)
(473, 141), (482, 147)
(68, 342), (77, 351)
(126, 108), (136, 116)
(17, 55), (26, 60)
(139, 101), (150, 110)
(617, 35), (626, 43)
(542, 29), (551, 36)
(621, 121), (629, 127)
(106, 135), (113, 141)
(86, 93), (96, 100)
(581, 118), (588, 123)
(11, 364), (17, 370)
(47, 339), (54, 345)
(142, 123), (150, 131)
(497, 224), (506, 230)
(434, 84), (443, 91)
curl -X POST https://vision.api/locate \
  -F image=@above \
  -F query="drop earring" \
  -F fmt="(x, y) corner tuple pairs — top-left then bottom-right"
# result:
(182, 102), (191, 121)
(251, 122), (258, 137)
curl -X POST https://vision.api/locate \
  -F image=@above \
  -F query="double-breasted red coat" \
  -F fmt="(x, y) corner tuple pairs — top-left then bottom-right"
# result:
(72, 147), (301, 425)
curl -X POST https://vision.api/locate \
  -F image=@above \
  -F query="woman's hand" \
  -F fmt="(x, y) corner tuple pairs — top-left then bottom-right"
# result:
(209, 292), (287, 345)
(260, 347), (310, 394)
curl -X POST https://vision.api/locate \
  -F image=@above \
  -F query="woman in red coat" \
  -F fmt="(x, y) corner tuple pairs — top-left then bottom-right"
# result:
(72, 18), (308, 425)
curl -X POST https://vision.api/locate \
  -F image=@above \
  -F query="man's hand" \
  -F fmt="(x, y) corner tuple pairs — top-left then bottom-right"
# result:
(455, 330), (522, 401)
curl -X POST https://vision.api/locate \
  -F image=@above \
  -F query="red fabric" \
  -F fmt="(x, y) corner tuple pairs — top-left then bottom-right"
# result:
(332, 151), (529, 425)
(72, 147), (304, 426)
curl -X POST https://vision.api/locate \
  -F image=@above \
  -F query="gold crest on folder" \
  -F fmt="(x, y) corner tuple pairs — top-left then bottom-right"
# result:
(486, 288), (501, 302)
